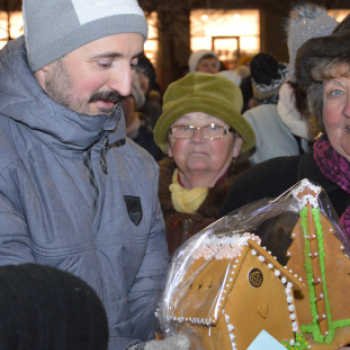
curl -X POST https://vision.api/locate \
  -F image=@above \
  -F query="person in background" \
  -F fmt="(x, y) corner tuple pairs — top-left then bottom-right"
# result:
(236, 55), (253, 70)
(0, 0), (176, 349)
(277, 3), (338, 152)
(0, 264), (109, 350)
(154, 72), (256, 255)
(123, 72), (164, 162)
(243, 52), (301, 165)
(218, 14), (350, 246)
(188, 49), (220, 74)
(240, 74), (258, 113)
(136, 55), (163, 128)
(217, 69), (242, 87)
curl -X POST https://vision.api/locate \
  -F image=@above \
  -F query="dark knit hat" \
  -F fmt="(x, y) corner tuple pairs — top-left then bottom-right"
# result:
(153, 72), (256, 154)
(0, 264), (109, 350)
(137, 55), (156, 92)
(296, 14), (350, 92)
(250, 53), (288, 105)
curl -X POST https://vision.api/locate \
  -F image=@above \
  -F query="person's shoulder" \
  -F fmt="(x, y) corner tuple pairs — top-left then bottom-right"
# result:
(243, 104), (279, 123)
(0, 114), (27, 173)
(218, 155), (303, 217)
(114, 137), (159, 172)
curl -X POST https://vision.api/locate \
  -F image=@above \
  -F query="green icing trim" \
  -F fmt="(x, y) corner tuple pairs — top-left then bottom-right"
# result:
(281, 332), (309, 350)
(312, 207), (334, 344)
(299, 206), (350, 345)
(300, 208), (323, 342)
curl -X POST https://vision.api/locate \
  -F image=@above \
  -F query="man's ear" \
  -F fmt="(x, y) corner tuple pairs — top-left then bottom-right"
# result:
(232, 135), (243, 158)
(34, 65), (50, 91)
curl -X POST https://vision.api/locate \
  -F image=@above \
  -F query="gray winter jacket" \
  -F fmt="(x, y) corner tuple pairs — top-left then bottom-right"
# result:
(0, 37), (169, 350)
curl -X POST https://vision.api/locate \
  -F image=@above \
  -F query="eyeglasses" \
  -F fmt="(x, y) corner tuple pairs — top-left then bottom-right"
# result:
(169, 124), (234, 140)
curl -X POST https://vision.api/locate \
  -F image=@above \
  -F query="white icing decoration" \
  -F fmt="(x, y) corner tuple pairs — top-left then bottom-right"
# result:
(258, 256), (265, 262)
(192, 233), (261, 261)
(274, 270), (281, 277)
(292, 179), (322, 209)
(268, 264), (273, 269)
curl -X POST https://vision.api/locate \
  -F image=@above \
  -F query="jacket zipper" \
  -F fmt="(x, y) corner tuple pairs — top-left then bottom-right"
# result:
(83, 148), (99, 212)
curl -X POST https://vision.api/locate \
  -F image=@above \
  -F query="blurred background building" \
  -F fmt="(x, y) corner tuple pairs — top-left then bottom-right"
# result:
(0, 0), (349, 92)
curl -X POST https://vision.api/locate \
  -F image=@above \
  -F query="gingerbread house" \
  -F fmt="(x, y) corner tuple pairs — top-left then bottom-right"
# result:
(285, 179), (350, 349)
(161, 179), (350, 350)
(169, 234), (304, 350)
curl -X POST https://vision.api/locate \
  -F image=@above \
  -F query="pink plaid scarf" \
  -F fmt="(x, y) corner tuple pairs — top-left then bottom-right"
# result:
(313, 133), (350, 237)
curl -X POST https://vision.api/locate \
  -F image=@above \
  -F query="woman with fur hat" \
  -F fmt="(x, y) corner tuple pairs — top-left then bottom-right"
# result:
(188, 50), (220, 74)
(154, 72), (256, 255)
(219, 14), (350, 246)
(277, 3), (338, 154)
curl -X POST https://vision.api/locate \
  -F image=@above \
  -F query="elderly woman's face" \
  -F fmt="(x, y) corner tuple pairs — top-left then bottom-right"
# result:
(196, 57), (219, 74)
(323, 76), (350, 161)
(168, 112), (243, 178)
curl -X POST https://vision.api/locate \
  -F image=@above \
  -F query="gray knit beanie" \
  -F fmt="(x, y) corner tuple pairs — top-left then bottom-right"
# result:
(286, 3), (338, 82)
(23, 0), (148, 72)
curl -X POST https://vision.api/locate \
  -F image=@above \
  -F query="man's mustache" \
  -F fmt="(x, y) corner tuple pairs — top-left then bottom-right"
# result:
(89, 91), (120, 104)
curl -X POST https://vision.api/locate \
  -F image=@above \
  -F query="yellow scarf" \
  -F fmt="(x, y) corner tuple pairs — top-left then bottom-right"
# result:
(169, 169), (209, 214)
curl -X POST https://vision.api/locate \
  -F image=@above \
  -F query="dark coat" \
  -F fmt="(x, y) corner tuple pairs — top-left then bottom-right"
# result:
(159, 157), (250, 256)
(218, 152), (350, 219)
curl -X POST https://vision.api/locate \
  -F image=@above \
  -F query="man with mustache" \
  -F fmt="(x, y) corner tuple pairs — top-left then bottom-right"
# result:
(0, 0), (179, 349)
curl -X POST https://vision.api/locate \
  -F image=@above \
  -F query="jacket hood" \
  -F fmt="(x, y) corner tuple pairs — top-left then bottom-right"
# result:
(0, 36), (125, 152)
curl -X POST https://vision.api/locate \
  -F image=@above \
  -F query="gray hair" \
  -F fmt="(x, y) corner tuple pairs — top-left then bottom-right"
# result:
(306, 58), (350, 138)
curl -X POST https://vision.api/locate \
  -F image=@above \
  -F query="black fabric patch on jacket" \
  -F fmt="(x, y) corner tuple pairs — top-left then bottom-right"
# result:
(124, 196), (143, 226)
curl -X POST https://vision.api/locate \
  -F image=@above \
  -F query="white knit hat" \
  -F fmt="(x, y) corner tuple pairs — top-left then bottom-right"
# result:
(188, 50), (220, 73)
(23, 0), (148, 72)
(286, 3), (338, 82)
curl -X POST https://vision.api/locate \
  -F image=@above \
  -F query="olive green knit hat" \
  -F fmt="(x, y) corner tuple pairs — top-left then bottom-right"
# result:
(154, 72), (256, 154)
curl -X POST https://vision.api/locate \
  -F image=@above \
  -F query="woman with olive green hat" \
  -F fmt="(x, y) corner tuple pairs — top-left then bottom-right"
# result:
(154, 72), (256, 255)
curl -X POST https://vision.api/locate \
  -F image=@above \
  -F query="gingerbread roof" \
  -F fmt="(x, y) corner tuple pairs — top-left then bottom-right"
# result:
(171, 234), (303, 328)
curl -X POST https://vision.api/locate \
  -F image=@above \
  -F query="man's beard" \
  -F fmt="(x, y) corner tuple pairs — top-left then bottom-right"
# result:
(45, 58), (119, 116)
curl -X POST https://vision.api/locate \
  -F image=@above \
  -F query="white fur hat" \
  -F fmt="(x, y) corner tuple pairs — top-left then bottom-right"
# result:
(188, 50), (220, 72)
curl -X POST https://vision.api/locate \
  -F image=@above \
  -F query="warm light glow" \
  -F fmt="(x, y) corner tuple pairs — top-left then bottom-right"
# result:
(201, 15), (208, 21)
(190, 9), (260, 64)
(144, 12), (158, 69)
(10, 12), (24, 39)
(327, 9), (350, 22)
